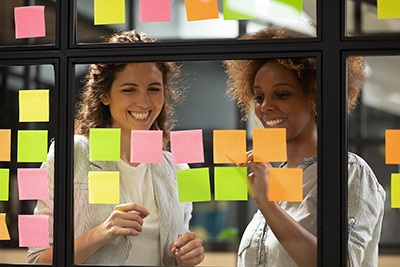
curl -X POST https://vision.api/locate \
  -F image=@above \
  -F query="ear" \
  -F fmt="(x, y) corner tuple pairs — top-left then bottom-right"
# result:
(100, 94), (110, 105)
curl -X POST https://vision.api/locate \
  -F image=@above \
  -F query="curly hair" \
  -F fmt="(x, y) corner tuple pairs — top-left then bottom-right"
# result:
(225, 26), (365, 120)
(74, 30), (182, 148)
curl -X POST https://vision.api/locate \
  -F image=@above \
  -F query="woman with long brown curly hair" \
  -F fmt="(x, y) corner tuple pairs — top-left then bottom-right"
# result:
(226, 26), (384, 267)
(28, 30), (204, 266)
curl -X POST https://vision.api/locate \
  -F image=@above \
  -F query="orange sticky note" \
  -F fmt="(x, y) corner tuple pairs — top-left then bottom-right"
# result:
(0, 129), (11, 162)
(184, 0), (219, 22)
(213, 130), (246, 164)
(385, 129), (400, 164)
(269, 167), (303, 202)
(0, 213), (11, 240)
(253, 128), (287, 162)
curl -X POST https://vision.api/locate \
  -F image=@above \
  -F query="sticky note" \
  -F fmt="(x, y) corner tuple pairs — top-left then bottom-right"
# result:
(17, 130), (48, 163)
(268, 0), (303, 20)
(213, 130), (246, 164)
(253, 128), (287, 162)
(377, 0), (400, 19)
(392, 173), (400, 208)
(140, 0), (171, 22)
(223, 0), (255, 20)
(89, 128), (121, 161)
(88, 171), (120, 204)
(0, 129), (11, 162)
(385, 129), (400, 164)
(214, 167), (248, 201)
(269, 168), (303, 202)
(14, 6), (46, 39)
(19, 89), (49, 122)
(0, 169), (10, 201)
(17, 168), (49, 200)
(177, 168), (211, 202)
(0, 214), (10, 240)
(18, 215), (49, 247)
(184, 0), (219, 22)
(131, 130), (163, 164)
(170, 130), (204, 164)
(94, 0), (125, 25)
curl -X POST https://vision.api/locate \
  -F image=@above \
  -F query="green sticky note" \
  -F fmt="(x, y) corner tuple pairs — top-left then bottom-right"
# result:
(223, 0), (255, 20)
(378, 0), (400, 19)
(392, 173), (400, 208)
(88, 171), (120, 204)
(89, 128), (121, 161)
(94, 0), (125, 25)
(177, 168), (211, 202)
(214, 167), (248, 201)
(19, 89), (49, 122)
(269, 0), (303, 20)
(17, 130), (48, 163)
(0, 169), (9, 201)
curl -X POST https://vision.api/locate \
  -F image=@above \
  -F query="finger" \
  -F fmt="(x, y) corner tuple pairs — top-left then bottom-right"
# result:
(173, 232), (196, 249)
(179, 246), (205, 265)
(175, 235), (202, 256)
(115, 203), (150, 218)
(180, 254), (205, 266)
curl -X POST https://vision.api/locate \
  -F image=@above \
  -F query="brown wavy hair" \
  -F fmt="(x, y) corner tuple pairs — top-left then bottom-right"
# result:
(74, 30), (182, 148)
(225, 26), (365, 120)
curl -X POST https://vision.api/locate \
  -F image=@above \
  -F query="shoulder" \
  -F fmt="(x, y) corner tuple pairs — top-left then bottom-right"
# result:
(74, 135), (90, 157)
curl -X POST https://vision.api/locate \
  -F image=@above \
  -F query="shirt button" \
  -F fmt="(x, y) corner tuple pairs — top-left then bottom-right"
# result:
(349, 218), (355, 224)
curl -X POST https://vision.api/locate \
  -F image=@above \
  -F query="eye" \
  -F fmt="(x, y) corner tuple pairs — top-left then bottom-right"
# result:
(254, 95), (264, 102)
(122, 88), (135, 93)
(148, 87), (161, 92)
(276, 92), (290, 99)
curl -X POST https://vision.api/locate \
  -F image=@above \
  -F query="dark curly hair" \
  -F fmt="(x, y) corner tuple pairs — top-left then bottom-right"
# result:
(225, 26), (365, 120)
(74, 30), (182, 148)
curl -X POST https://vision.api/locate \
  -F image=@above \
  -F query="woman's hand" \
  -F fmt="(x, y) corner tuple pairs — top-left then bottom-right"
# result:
(170, 232), (205, 266)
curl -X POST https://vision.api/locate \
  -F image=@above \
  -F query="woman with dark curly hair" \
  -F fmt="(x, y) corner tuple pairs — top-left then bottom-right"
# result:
(226, 26), (385, 267)
(27, 30), (204, 266)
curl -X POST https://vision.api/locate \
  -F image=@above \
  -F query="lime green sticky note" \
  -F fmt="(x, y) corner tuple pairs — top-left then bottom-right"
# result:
(214, 167), (248, 201)
(90, 128), (121, 161)
(223, 0), (255, 20)
(378, 0), (400, 19)
(17, 130), (48, 163)
(0, 169), (9, 201)
(88, 171), (120, 204)
(392, 173), (400, 208)
(19, 89), (49, 122)
(269, 0), (303, 20)
(177, 168), (211, 202)
(94, 0), (125, 25)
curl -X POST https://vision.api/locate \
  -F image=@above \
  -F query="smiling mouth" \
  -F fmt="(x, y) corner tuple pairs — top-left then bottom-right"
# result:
(128, 111), (150, 120)
(265, 118), (284, 127)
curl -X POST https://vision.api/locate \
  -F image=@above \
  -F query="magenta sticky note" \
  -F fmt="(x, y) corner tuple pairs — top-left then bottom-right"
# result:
(131, 130), (163, 164)
(17, 168), (49, 200)
(140, 0), (171, 22)
(14, 6), (46, 39)
(18, 215), (49, 247)
(170, 130), (204, 164)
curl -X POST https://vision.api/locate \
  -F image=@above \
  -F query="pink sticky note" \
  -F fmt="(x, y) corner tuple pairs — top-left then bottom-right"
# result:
(131, 130), (163, 163)
(14, 6), (46, 39)
(17, 168), (49, 200)
(140, 0), (171, 22)
(18, 215), (49, 247)
(170, 129), (204, 164)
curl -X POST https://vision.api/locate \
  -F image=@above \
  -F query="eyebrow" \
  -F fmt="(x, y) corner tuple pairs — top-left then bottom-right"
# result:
(119, 82), (162, 87)
(253, 82), (292, 89)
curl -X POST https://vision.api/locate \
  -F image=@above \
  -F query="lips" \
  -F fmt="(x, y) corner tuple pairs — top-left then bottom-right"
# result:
(128, 111), (150, 120)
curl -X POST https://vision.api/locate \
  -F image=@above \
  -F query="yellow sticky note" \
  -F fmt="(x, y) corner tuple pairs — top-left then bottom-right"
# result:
(0, 129), (11, 162)
(377, 0), (400, 19)
(253, 128), (287, 162)
(385, 129), (400, 164)
(392, 173), (400, 208)
(19, 89), (49, 122)
(88, 171), (120, 204)
(0, 213), (11, 240)
(269, 168), (303, 202)
(213, 130), (246, 164)
(94, 0), (125, 25)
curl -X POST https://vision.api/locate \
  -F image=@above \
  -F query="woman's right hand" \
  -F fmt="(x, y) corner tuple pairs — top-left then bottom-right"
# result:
(95, 203), (150, 246)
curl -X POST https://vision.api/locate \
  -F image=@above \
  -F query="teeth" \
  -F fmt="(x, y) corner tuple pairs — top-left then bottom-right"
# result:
(129, 111), (149, 120)
(265, 119), (283, 127)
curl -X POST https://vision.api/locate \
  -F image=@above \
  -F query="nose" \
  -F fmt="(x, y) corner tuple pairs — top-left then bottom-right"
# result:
(136, 92), (150, 108)
(260, 97), (275, 112)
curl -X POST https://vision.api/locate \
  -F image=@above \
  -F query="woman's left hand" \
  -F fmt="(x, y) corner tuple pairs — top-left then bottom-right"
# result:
(170, 232), (204, 266)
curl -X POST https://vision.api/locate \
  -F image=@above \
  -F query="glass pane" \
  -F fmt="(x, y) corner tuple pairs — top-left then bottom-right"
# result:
(0, 64), (55, 264)
(347, 55), (400, 263)
(347, 0), (400, 36)
(76, 0), (317, 45)
(0, 0), (56, 47)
